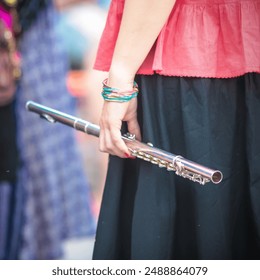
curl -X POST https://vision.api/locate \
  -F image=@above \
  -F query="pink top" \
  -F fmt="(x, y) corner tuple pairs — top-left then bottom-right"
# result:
(94, 0), (260, 78)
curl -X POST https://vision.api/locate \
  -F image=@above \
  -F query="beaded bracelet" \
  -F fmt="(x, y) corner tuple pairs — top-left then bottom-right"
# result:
(101, 78), (138, 102)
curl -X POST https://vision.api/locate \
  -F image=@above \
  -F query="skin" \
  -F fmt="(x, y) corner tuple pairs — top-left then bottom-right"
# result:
(99, 0), (176, 158)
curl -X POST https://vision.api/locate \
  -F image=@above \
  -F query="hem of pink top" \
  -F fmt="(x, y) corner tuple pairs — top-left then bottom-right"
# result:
(93, 66), (260, 79)
(140, 70), (260, 79)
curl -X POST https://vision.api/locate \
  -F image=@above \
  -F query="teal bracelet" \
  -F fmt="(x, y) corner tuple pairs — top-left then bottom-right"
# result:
(101, 79), (139, 102)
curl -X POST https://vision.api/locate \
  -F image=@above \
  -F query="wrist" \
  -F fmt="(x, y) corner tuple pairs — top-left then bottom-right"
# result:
(101, 78), (138, 103)
(108, 63), (136, 90)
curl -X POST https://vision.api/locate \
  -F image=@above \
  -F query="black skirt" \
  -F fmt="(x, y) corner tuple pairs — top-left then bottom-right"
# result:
(93, 73), (260, 260)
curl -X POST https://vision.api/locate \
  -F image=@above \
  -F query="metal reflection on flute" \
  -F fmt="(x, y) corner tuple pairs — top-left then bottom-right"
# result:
(26, 101), (223, 185)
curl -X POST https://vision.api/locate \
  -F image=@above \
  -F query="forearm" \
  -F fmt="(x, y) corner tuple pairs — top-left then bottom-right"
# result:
(100, 0), (176, 158)
(109, 0), (176, 88)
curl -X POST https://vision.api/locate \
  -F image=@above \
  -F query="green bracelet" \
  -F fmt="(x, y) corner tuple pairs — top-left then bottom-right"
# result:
(101, 79), (139, 102)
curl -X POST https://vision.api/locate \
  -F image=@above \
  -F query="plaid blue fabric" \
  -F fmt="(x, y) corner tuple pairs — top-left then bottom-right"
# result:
(15, 4), (96, 259)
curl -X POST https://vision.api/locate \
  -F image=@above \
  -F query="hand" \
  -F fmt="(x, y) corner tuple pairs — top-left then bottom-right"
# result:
(99, 97), (141, 158)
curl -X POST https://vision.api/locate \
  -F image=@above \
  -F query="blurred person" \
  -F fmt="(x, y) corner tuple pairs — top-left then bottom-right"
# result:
(93, 0), (260, 259)
(0, 2), (21, 259)
(17, 0), (96, 259)
(1, 0), (96, 259)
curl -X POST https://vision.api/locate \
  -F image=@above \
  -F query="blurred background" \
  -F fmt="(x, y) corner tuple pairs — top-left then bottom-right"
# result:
(0, 0), (110, 260)
(56, 0), (109, 215)
(55, 0), (110, 259)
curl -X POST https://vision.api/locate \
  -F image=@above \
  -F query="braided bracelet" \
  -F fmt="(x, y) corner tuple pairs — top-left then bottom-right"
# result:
(101, 78), (138, 102)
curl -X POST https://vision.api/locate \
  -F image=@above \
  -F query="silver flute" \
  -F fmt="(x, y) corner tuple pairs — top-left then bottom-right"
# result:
(26, 101), (223, 185)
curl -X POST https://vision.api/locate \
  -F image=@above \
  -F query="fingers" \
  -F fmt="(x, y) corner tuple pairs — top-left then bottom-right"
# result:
(99, 99), (140, 158)
(99, 110), (130, 158)
(99, 123), (131, 158)
(100, 121), (141, 159)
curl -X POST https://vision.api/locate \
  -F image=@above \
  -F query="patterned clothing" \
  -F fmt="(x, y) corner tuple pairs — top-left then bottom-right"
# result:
(14, 4), (95, 259)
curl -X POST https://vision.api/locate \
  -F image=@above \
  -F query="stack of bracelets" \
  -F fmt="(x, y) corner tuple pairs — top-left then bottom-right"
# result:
(102, 78), (138, 102)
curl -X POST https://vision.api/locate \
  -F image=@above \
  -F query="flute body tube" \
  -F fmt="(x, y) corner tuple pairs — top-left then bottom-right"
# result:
(26, 101), (223, 185)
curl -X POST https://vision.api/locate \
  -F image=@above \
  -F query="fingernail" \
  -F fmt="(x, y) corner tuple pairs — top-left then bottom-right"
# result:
(124, 153), (131, 158)
(124, 153), (136, 159)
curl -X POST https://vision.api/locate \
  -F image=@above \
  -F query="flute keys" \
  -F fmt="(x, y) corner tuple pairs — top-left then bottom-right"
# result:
(136, 151), (144, 159)
(125, 133), (136, 140)
(166, 163), (175, 171)
(136, 152), (151, 161)
(143, 154), (152, 161)
(151, 157), (159, 164)
(158, 160), (167, 168)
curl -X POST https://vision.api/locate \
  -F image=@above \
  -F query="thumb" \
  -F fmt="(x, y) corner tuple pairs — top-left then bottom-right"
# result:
(127, 116), (142, 141)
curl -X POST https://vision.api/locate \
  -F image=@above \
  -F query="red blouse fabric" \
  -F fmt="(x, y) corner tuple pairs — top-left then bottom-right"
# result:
(94, 0), (260, 78)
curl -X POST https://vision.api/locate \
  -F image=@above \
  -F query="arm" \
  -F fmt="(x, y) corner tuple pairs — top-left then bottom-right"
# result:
(99, 0), (176, 158)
